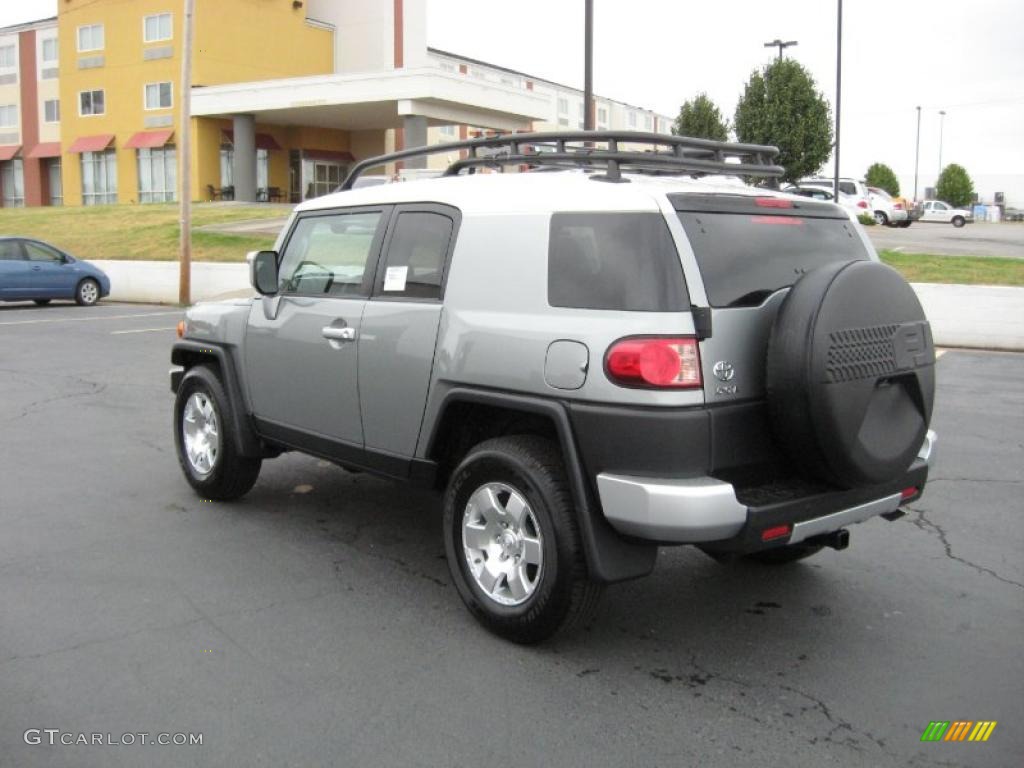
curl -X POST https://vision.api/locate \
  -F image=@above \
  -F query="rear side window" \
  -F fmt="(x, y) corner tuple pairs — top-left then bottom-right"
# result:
(676, 211), (870, 308)
(548, 213), (688, 311)
(376, 211), (453, 300)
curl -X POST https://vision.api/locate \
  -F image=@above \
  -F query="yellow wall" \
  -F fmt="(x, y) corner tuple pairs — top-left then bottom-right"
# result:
(58, 0), (334, 205)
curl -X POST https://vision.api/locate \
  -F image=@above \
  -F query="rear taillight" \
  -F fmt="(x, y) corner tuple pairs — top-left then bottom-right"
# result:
(894, 203), (904, 210)
(755, 197), (793, 208)
(858, 200), (869, 208)
(605, 337), (702, 389)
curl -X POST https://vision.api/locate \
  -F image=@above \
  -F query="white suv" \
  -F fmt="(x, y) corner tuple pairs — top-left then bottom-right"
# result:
(800, 178), (872, 218)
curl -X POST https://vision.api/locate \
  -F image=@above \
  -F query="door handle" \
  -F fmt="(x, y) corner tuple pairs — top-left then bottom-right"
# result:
(32, 266), (42, 271)
(322, 326), (356, 342)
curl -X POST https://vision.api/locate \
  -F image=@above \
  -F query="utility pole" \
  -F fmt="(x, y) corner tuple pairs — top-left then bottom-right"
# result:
(832, 0), (842, 200)
(763, 39), (797, 61)
(913, 105), (921, 202)
(583, 0), (594, 131)
(938, 109), (947, 178)
(178, 0), (195, 306)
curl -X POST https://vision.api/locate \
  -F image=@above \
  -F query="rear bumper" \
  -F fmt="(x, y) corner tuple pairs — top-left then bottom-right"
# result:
(596, 430), (936, 548)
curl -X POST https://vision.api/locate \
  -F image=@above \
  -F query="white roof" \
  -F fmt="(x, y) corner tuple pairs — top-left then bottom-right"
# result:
(296, 170), (778, 216)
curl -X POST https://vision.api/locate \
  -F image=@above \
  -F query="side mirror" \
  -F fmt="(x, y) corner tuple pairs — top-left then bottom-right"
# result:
(249, 250), (279, 295)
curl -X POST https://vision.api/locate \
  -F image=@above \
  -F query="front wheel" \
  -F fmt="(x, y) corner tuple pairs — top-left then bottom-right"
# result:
(952, 215), (966, 228)
(443, 435), (602, 644)
(173, 365), (261, 500)
(75, 278), (100, 306)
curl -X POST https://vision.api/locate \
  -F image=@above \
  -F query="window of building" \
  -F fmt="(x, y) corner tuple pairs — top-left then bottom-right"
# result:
(144, 13), (173, 43)
(81, 149), (117, 205)
(0, 45), (16, 69)
(557, 117), (569, 127)
(578, 103), (584, 119)
(47, 158), (62, 206)
(44, 99), (60, 123)
(219, 147), (269, 193)
(77, 24), (105, 52)
(144, 82), (172, 110)
(41, 37), (58, 63)
(628, 111), (637, 128)
(137, 146), (177, 203)
(644, 114), (653, 130)
(597, 107), (608, 125)
(439, 61), (455, 73)
(79, 90), (105, 116)
(1, 158), (25, 208)
(439, 124), (456, 137)
(0, 104), (17, 127)
(557, 97), (568, 115)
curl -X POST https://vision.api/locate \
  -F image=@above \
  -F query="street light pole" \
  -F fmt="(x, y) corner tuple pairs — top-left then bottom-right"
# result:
(763, 39), (798, 61)
(913, 105), (921, 202)
(833, 0), (842, 200)
(178, 0), (195, 306)
(938, 109), (947, 177)
(583, 0), (594, 131)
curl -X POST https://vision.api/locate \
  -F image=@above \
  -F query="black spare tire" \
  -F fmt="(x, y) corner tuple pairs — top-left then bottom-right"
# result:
(766, 260), (935, 489)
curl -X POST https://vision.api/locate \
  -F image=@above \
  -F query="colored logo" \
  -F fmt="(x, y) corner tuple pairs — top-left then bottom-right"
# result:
(920, 721), (997, 742)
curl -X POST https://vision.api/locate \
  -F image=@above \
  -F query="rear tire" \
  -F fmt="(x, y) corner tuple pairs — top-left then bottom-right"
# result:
(174, 365), (261, 500)
(75, 278), (100, 306)
(952, 215), (965, 228)
(874, 211), (889, 226)
(443, 435), (602, 644)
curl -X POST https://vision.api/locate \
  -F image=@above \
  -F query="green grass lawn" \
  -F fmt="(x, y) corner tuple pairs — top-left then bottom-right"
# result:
(0, 203), (283, 262)
(879, 250), (1024, 287)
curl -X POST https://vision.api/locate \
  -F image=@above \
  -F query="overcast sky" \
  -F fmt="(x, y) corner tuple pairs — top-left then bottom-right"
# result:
(4, 0), (1021, 197)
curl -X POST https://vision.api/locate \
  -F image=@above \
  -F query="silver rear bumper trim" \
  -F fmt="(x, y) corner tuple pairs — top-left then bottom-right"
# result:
(789, 493), (902, 544)
(595, 474), (747, 543)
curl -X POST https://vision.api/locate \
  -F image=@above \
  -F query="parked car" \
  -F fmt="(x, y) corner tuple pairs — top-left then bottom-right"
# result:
(783, 185), (837, 202)
(171, 132), (936, 643)
(917, 200), (973, 227)
(0, 238), (110, 306)
(866, 186), (911, 227)
(798, 177), (872, 218)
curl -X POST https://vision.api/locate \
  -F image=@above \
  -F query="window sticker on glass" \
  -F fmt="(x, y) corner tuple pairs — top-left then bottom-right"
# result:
(384, 265), (408, 292)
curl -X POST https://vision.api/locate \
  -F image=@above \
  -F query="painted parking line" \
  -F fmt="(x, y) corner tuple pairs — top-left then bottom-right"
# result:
(110, 327), (179, 335)
(0, 311), (181, 327)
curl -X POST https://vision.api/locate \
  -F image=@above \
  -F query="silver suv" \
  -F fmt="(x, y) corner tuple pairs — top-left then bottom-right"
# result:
(171, 132), (937, 643)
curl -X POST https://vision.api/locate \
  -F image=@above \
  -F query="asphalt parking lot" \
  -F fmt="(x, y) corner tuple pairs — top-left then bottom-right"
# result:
(1, 301), (1022, 768)
(867, 221), (1024, 258)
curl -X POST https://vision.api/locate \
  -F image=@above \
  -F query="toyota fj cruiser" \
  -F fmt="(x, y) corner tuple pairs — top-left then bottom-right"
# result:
(171, 132), (936, 643)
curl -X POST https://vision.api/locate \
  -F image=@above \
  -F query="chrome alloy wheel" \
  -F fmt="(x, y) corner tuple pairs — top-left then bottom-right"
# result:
(79, 281), (99, 304)
(462, 482), (543, 606)
(182, 392), (220, 476)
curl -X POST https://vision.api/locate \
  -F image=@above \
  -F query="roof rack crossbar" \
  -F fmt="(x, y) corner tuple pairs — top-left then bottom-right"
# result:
(340, 130), (783, 190)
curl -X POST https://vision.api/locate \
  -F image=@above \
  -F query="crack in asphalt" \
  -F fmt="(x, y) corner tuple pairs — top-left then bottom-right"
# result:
(904, 505), (1024, 590)
(2, 373), (108, 424)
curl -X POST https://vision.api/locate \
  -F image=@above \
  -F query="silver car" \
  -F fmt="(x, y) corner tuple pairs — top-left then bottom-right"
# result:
(171, 132), (937, 643)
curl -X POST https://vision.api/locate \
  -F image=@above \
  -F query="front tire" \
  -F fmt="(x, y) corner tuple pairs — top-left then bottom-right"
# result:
(75, 278), (100, 306)
(952, 215), (966, 228)
(443, 435), (602, 644)
(174, 365), (261, 500)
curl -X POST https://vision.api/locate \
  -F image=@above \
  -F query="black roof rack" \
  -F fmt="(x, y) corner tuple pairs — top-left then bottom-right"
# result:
(339, 130), (783, 191)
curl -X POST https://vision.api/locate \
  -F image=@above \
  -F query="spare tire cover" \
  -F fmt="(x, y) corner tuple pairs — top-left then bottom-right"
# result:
(766, 260), (935, 488)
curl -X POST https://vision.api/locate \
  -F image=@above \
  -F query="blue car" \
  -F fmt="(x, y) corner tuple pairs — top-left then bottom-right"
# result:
(0, 237), (111, 306)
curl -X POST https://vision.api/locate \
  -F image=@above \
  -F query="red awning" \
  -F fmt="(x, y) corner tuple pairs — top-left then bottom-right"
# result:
(303, 149), (355, 163)
(67, 134), (115, 153)
(26, 142), (62, 159)
(221, 130), (282, 151)
(124, 130), (174, 149)
(0, 145), (20, 161)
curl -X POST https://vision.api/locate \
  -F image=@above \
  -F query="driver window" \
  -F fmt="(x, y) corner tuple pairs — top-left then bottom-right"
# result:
(24, 242), (63, 262)
(277, 211), (382, 297)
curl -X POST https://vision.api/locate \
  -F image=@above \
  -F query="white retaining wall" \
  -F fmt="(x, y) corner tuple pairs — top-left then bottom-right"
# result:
(93, 260), (1024, 351)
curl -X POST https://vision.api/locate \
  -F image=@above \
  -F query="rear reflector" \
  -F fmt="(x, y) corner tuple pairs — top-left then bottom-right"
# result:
(755, 197), (793, 208)
(857, 200), (869, 208)
(894, 203), (904, 210)
(761, 524), (792, 542)
(605, 337), (702, 388)
(900, 486), (919, 500)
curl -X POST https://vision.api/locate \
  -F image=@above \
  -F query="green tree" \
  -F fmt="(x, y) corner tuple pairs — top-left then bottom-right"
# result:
(936, 164), (975, 208)
(865, 162), (900, 196)
(672, 93), (729, 142)
(733, 59), (833, 184)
